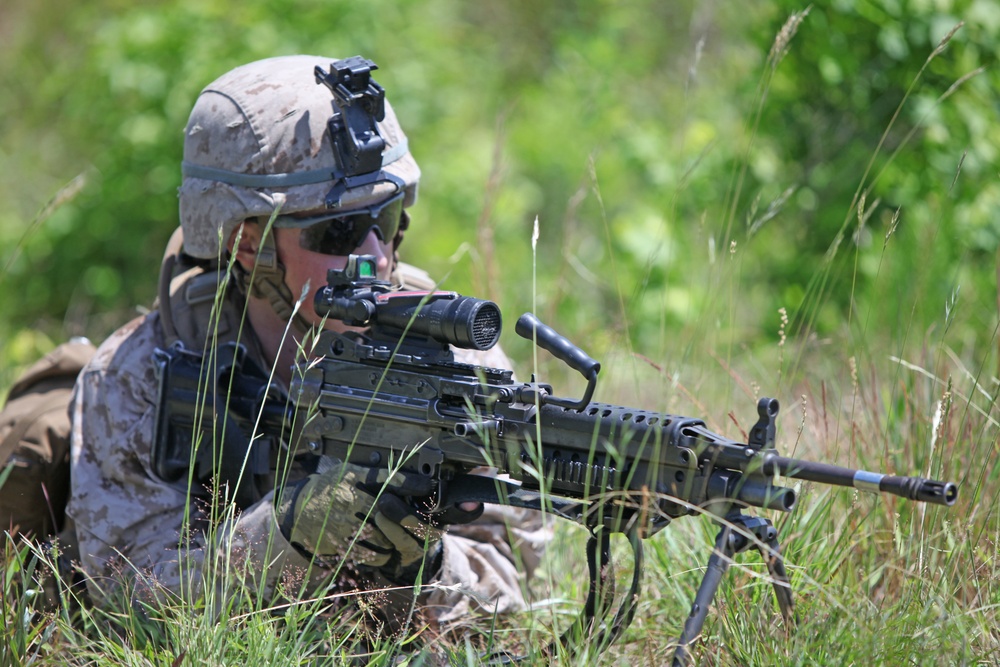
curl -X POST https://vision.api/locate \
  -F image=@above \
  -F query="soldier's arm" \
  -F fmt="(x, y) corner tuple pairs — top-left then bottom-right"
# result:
(67, 313), (323, 606)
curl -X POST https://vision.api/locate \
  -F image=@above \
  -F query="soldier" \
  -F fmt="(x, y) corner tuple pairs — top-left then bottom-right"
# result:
(67, 55), (548, 632)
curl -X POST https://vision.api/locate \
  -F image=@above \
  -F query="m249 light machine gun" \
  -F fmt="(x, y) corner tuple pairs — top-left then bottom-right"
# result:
(290, 255), (958, 664)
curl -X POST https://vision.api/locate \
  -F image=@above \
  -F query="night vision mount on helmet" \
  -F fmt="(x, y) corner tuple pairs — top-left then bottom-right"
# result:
(315, 56), (407, 209)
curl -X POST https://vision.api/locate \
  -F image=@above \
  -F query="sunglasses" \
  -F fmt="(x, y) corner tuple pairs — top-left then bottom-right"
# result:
(272, 192), (405, 256)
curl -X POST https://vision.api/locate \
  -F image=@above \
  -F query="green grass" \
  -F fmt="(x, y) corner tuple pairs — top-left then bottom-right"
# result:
(3, 268), (996, 666)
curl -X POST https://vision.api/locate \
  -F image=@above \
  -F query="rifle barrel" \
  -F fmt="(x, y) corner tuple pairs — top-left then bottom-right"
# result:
(767, 456), (958, 506)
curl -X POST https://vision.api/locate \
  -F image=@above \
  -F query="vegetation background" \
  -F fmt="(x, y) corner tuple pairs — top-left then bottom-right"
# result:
(2, 0), (998, 664)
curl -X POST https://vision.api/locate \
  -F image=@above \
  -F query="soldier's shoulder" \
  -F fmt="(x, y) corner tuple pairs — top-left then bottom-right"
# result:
(394, 262), (437, 291)
(86, 312), (163, 377)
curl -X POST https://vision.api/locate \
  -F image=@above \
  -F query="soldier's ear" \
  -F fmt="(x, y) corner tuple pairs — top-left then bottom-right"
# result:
(228, 220), (262, 271)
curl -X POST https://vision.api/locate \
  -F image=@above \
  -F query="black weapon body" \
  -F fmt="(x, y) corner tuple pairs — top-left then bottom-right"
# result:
(296, 294), (954, 527)
(288, 256), (957, 664)
(295, 335), (846, 526)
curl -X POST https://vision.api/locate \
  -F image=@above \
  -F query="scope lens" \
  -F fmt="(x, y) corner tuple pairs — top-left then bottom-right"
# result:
(471, 304), (502, 349)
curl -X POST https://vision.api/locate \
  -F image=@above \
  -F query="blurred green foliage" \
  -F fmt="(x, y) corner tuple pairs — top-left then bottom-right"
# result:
(1, 0), (997, 383)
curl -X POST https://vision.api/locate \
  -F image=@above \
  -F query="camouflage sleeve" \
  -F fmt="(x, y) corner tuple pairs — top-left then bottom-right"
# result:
(66, 313), (323, 606)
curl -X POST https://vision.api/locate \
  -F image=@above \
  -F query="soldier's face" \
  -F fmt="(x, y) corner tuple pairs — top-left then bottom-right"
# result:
(273, 226), (393, 332)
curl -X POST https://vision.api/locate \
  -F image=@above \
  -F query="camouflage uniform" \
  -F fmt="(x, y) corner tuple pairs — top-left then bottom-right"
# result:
(67, 54), (550, 629)
(68, 307), (550, 625)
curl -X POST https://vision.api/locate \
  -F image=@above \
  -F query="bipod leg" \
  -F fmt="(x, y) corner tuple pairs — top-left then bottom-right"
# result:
(672, 518), (741, 667)
(672, 513), (793, 666)
(757, 523), (795, 627)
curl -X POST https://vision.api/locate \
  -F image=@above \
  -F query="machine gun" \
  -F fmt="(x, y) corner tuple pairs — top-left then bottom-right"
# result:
(289, 255), (958, 664)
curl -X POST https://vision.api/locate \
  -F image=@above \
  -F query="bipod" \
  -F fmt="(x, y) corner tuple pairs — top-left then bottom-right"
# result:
(672, 512), (795, 666)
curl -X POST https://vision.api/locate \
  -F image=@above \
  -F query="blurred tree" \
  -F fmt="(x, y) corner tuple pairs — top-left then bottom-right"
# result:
(747, 1), (999, 350)
(1, 0), (995, 381)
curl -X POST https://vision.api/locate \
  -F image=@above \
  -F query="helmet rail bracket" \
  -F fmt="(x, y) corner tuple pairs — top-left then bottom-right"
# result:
(315, 56), (394, 208)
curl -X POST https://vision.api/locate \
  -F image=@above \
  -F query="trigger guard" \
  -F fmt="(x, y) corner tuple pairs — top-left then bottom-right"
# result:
(429, 477), (484, 525)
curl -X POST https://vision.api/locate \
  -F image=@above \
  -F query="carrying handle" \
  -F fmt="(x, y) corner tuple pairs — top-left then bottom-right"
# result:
(515, 313), (601, 410)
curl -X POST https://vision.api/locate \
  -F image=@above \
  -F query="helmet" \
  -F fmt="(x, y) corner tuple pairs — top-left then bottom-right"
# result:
(179, 55), (420, 260)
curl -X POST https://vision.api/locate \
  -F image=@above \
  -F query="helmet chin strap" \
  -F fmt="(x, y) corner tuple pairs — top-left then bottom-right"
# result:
(237, 230), (315, 339)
